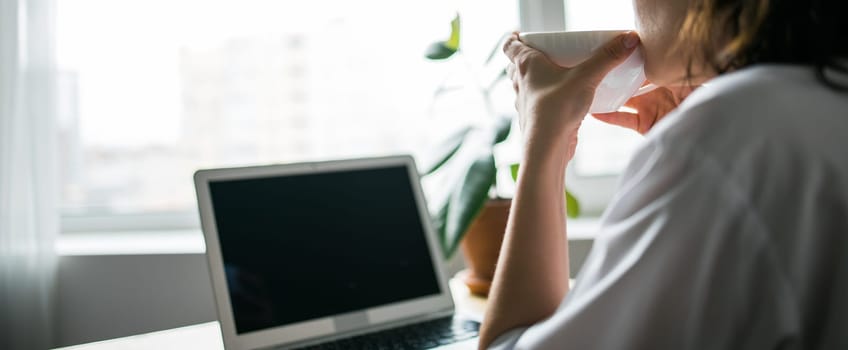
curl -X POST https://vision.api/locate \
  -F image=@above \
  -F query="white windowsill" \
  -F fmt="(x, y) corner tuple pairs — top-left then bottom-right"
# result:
(567, 217), (601, 240)
(56, 218), (601, 256)
(55, 230), (207, 256)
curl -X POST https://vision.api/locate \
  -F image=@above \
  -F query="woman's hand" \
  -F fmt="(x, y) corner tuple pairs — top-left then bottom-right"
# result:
(504, 31), (640, 160)
(591, 84), (698, 134)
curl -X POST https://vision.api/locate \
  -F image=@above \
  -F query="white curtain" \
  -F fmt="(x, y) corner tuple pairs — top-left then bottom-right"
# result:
(0, 0), (59, 349)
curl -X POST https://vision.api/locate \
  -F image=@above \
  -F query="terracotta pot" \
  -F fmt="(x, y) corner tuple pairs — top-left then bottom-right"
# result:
(460, 198), (511, 296)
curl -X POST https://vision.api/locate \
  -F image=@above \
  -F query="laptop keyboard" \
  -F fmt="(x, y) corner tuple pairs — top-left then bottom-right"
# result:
(293, 316), (479, 350)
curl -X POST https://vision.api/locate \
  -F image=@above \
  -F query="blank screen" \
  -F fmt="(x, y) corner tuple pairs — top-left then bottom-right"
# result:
(208, 165), (442, 334)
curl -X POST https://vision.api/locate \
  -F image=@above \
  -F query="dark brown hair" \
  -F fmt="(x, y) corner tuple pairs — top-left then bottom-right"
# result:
(678, 0), (848, 89)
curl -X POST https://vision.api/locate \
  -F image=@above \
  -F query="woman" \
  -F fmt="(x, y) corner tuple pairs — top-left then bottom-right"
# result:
(479, 0), (848, 349)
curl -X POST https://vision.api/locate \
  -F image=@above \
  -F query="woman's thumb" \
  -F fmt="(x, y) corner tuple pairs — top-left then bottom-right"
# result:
(591, 112), (640, 132)
(580, 32), (640, 83)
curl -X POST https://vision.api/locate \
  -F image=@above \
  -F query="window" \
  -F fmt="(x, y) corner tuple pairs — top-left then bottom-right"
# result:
(566, 0), (641, 178)
(560, 0), (643, 216)
(56, 0), (644, 233)
(56, 0), (519, 232)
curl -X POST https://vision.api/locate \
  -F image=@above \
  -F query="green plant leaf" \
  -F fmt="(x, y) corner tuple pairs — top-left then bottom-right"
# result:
(441, 152), (496, 259)
(446, 14), (461, 50)
(492, 117), (512, 144)
(420, 126), (472, 175)
(510, 163), (520, 182)
(566, 190), (580, 218)
(425, 14), (461, 60)
(425, 41), (457, 60)
(431, 200), (451, 255)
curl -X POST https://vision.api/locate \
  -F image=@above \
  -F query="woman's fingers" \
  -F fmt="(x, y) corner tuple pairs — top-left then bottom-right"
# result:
(591, 112), (640, 132)
(503, 33), (554, 75)
(502, 33), (528, 63)
(579, 32), (640, 85)
(507, 63), (518, 92)
(592, 110), (661, 135)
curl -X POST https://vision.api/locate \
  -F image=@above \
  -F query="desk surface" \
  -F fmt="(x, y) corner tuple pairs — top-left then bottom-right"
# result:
(56, 277), (488, 350)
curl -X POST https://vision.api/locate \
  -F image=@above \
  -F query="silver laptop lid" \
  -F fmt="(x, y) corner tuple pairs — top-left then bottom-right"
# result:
(194, 155), (454, 350)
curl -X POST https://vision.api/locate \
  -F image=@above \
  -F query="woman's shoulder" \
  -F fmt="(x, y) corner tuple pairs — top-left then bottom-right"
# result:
(648, 64), (848, 157)
(629, 64), (848, 219)
(675, 64), (842, 114)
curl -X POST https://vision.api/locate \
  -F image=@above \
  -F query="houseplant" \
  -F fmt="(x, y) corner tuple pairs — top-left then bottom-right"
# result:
(423, 14), (580, 295)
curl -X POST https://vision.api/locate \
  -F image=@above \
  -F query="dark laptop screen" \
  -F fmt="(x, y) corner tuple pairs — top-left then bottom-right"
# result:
(208, 164), (442, 334)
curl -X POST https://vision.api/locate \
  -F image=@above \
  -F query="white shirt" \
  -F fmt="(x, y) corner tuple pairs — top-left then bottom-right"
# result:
(491, 65), (848, 349)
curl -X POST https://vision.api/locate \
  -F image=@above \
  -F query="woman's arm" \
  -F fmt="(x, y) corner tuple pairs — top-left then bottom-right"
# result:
(477, 32), (640, 349)
(476, 140), (571, 349)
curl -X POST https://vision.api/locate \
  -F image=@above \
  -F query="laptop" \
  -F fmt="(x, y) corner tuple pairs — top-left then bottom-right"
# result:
(194, 155), (480, 350)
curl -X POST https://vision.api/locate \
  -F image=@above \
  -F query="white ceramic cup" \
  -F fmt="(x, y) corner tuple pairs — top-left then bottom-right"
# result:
(518, 30), (648, 114)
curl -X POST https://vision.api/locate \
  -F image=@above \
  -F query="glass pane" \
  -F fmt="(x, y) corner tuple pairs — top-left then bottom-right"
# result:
(566, 0), (635, 31)
(566, 0), (643, 176)
(57, 0), (518, 217)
